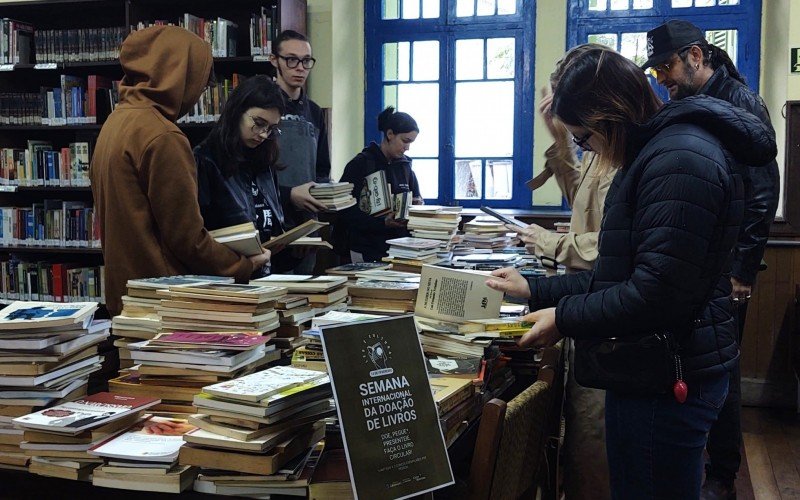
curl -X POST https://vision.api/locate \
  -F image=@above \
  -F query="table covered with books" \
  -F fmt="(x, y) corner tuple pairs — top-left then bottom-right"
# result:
(0, 209), (565, 499)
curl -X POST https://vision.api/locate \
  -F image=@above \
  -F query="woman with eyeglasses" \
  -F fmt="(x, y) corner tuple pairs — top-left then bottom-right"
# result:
(486, 46), (776, 498)
(334, 106), (423, 263)
(194, 75), (299, 276)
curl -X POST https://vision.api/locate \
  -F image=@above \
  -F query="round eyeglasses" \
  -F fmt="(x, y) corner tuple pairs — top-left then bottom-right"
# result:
(248, 114), (281, 138)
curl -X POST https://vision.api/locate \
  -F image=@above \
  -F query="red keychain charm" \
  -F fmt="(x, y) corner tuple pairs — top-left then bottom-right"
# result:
(673, 354), (688, 404)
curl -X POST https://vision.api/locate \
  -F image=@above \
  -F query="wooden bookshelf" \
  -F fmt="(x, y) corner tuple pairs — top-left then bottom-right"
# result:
(0, 0), (308, 304)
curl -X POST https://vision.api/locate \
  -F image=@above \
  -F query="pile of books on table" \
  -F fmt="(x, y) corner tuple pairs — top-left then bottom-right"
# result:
(463, 216), (517, 250)
(347, 269), (420, 314)
(88, 414), (198, 493)
(325, 262), (391, 282)
(110, 282), (287, 412)
(309, 182), (357, 211)
(0, 301), (104, 471)
(382, 236), (444, 273)
(112, 275), (235, 368)
(13, 392), (159, 480)
(180, 366), (334, 493)
(406, 205), (462, 250)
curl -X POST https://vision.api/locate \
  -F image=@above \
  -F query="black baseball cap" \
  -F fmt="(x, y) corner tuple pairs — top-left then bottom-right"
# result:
(641, 20), (706, 69)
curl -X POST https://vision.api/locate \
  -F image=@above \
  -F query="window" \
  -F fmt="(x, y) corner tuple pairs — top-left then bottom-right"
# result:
(365, 0), (534, 207)
(568, 0), (761, 98)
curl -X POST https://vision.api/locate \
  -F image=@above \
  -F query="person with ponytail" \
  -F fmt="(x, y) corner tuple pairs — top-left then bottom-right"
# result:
(193, 75), (298, 277)
(335, 107), (422, 263)
(643, 20), (780, 499)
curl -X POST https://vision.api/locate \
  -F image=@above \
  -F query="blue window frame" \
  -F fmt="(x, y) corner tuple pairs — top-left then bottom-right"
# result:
(365, 0), (535, 208)
(568, 0), (762, 100)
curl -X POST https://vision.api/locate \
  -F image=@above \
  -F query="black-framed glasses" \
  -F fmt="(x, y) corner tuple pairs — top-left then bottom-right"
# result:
(247, 114), (281, 138)
(276, 54), (316, 69)
(649, 46), (693, 76)
(572, 131), (593, 151)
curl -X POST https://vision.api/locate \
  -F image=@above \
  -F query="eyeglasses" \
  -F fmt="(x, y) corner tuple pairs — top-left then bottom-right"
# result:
(572, 131), (593, 151)
(275, 54), (316, 69)
(247, 114), (281, 138)
(649, 47), (692, 77)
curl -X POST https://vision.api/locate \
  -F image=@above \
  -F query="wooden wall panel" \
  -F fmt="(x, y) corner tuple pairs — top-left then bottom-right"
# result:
(741, 246), (799, 407)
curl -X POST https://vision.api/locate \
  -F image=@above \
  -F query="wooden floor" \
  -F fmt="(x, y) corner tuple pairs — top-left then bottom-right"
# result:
(739, 406), (800, 499)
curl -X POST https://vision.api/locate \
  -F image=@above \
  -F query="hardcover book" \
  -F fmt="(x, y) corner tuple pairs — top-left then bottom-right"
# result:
(358, 170), (392, 216)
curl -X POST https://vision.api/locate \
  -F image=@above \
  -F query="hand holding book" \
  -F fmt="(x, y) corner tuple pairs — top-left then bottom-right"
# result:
(290, 182), (327, 213)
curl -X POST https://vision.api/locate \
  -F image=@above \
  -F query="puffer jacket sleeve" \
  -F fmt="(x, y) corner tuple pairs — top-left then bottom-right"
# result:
(528, 271), (592, 311)
(554, 143), (728, 339)
(142, 132), (253, 282)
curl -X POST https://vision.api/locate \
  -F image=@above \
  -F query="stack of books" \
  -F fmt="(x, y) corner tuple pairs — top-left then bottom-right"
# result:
(290, 311), (388, 373)
(274, 294), (314, 340)
(180, 366), (333, 481)
(112, 275), (235, 368)
(463, 216), (517, 250)
(325, 262), (391, 282)
(431, 376), (479, 447)
(407, 205), (463, 248)
(309, 182), (357, 211)
(347, 269), (420, 314)
(382, 236), (444, 273)
(0, 301), (103, 471)
(88, 415), (198, 493)
(254, 275), (349, 311)
(13, 392), (159, 480)
(193, 441), (325, 497)
(209, 222), (262, 257)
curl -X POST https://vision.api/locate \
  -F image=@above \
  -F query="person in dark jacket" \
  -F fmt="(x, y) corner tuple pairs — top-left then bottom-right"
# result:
(486, 47), (777, 499)
(642, 20), (781, 499)
(193, 75), (298, 277)
(336, 107), (423, 262)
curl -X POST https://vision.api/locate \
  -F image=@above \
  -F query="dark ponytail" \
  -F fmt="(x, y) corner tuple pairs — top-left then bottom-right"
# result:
(681, 41), (746, 85)
(377, 106), (418, 138)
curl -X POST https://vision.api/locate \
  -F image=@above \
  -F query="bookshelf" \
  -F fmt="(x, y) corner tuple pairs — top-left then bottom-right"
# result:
(0, 0), (308, 308)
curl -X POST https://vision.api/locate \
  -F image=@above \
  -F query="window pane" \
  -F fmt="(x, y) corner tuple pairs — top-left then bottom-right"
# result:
(413, 41), (439, 81)
(456, 39), (484, 80)
(487, 38), (515, 79)
(672, 0), (692, 7)
(632, 0), (652, 8)
(395, 83), (439, 157)
(411, 159), (439, 199)
(718, 0), (739, 4)
(485, 160), (513, 200)
(384, 84), (398, 109)
(610, 0), (629, 10)
(457, 0), (475, 16)
(383, 0), (400, 19)
(402, 0), (421, 19)
(695, 0), (715, 5)
(588, 33), (618, 50)
(497, 0), (516, 15)
(422, 0), (440, 18)
(589, 0), (607, 10)
(383, 42), (410, 81)
(620, 32), (647, 67)
(477, 0), (496, 16)
(706, 29), (737, 66)
(455, 160), (482, 199)
(455, 81), (514, 157)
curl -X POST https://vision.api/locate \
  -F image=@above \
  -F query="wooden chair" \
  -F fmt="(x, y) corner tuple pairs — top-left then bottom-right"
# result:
(467, 344), (563, 500)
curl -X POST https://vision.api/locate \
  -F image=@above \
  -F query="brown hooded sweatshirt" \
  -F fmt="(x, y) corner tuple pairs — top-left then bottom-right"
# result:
(90, 26), (252, 316)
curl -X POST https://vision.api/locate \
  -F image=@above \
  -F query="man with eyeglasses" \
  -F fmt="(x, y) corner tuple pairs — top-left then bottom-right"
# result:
(643, 19), (780, 500)
(269, 29), (329, 274)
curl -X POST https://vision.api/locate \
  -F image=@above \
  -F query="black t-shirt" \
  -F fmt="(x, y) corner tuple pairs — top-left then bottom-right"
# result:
(252, 179), (280, 243)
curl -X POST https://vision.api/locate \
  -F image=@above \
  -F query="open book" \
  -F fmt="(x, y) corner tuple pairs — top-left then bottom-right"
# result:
(263, 219), (329, 251)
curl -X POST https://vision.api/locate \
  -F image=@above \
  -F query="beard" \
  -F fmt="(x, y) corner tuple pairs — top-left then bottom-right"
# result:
(670, 64), (700, 100)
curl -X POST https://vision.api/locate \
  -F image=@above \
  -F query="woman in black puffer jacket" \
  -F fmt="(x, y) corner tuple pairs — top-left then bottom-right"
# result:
(487, 47), (776, 499)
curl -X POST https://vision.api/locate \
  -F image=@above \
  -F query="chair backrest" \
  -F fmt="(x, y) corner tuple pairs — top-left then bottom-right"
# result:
(468, 345), (561, 500)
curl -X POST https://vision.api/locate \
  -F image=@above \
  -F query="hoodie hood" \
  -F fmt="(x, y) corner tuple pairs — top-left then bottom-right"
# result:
(635, 95), (777, 167)
(118, 26), (212, 121)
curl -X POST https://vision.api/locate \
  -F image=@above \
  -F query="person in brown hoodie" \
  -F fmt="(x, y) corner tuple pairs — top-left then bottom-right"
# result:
(90, 26), (270, 317)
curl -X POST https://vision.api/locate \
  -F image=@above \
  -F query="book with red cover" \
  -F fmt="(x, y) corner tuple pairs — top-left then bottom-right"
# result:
(13, 392), (160, 435)
(146, 331), (272, 350)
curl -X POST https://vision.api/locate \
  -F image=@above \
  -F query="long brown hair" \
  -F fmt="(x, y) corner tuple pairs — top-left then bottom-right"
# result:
(551, 46), (662, 170)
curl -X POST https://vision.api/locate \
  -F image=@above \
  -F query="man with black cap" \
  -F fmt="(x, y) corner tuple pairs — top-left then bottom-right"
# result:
(643, 19), (780, 500)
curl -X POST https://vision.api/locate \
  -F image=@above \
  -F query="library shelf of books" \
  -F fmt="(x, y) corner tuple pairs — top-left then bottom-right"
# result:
(0, 0), (307, 309)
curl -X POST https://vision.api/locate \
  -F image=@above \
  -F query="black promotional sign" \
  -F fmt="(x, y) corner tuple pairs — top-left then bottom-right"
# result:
(321, 315), (453, 499)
